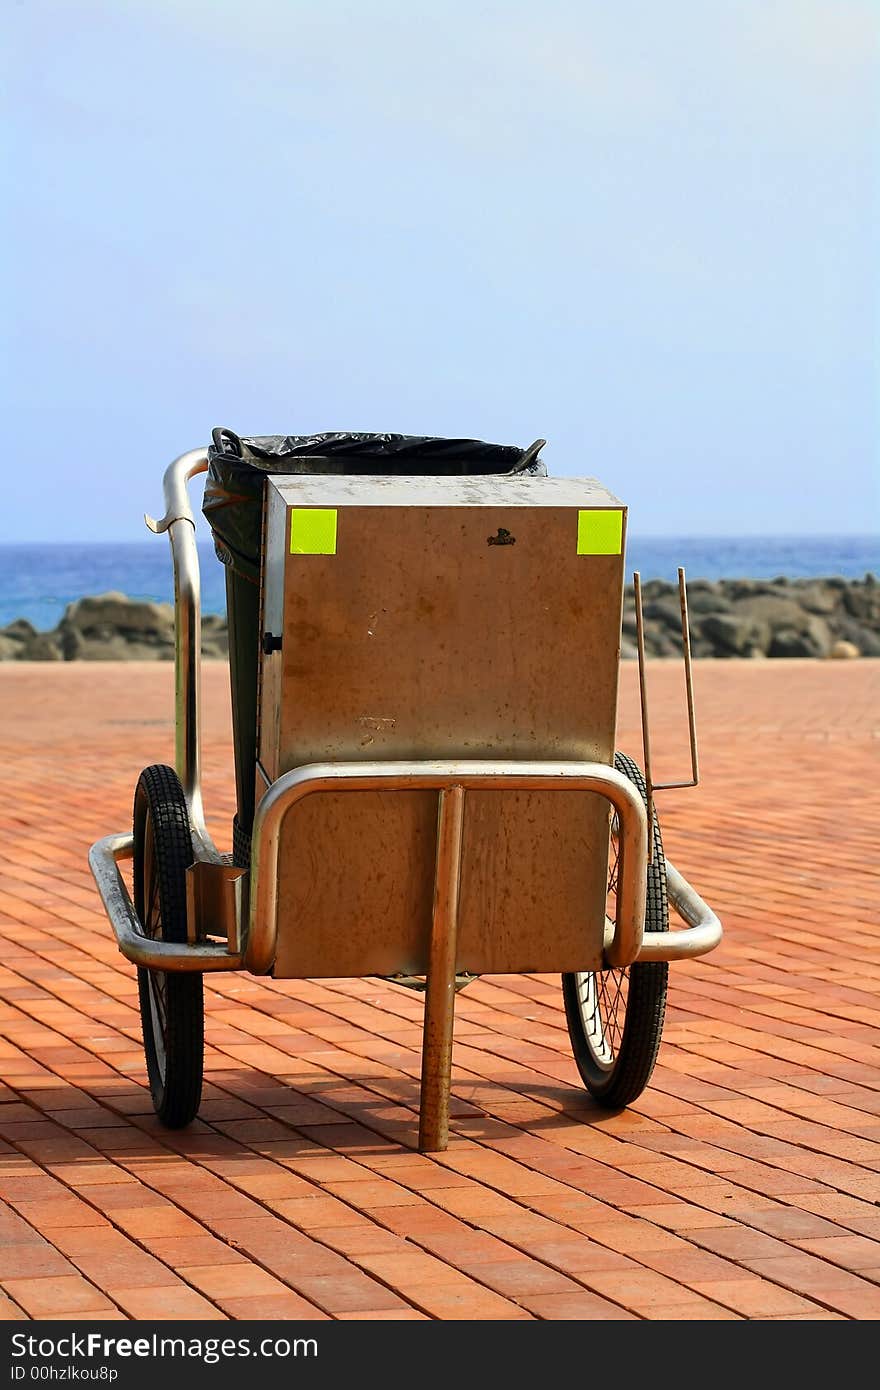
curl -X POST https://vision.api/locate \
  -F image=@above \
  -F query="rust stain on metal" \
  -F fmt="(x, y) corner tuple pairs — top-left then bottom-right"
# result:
(487, 526), (516, 546)
(358, 715), (397, 732)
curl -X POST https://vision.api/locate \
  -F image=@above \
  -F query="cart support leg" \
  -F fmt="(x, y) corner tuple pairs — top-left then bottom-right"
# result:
(419, 785), (466, 1153)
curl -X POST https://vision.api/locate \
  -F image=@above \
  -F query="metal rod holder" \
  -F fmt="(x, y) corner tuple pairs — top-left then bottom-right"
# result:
(633, 566), (700, 857)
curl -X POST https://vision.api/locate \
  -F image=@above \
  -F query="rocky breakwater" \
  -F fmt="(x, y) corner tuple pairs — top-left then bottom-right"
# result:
(622, 574), (879, 659)
(0, 593), (229, 661)
(0, 576), (877, 661)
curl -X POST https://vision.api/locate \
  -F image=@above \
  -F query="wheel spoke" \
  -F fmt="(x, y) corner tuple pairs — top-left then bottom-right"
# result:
(573, 815), (629, 1069)
(147, 972), (167, 1081)
(575, 964), (629, 1067)
(596, 967), (628, 1054)
(606, 834), (620, 908)
(152, 972), (168, 1029)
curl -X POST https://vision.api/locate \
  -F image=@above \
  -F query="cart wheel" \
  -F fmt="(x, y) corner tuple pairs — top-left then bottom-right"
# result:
(133, 764), (203, 1129)
(562, 751), (668, 1109)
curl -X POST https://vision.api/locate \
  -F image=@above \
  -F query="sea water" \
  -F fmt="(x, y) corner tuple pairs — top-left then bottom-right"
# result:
(0, 536), (877, 631)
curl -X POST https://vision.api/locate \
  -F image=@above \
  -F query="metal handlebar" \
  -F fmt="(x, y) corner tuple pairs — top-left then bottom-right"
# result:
(144, 448), (218, 860)
(144, 448), (209, 535)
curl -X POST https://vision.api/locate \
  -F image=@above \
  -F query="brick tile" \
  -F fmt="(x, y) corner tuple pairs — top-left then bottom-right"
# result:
(110, 1285), (227, 1320)
(520, 1290), (637, 1319)
(688, 1278), (832, 1318)
(14, 1197), (112, 1230)
(144, 1235), (249, 1267)
(32, 1311), (130, 1322)
(200, 1212), (338, 1264)
(469, 1259), (584, 1298)
(1, 1275), (116, 1316)
(690, 1227), (793, 1261)
(319, 1224), (412, 1257)
(180, 1263), (295, 1300)
(585, 1267), (730, 1313)
(291, 1273), (413, 1314)
(642, 1299), (743, 1320)
(220, 1294), (329, 1320)
(797, 1235), (880, 1271)
(403, 1282), (534, 1319)
(269, 1194), (385, 1229)
(335, 1308), (429, 1320)
(0, 1293), (26, 1320)
(746, 1253), (879, 1297)
(0, 1243), (76, 1279)
(520, 1237), (642, 1274)
(109, 1206), (205, 1238)
(568, 1216), (686, 1254)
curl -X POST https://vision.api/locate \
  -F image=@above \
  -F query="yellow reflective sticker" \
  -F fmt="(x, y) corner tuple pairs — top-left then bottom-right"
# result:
(577, 509), (622, 556)
(290, 508), (337, 555)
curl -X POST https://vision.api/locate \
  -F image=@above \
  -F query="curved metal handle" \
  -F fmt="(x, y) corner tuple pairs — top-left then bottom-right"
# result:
(144, 448), (209, 534)
(143, 448), (218, 860)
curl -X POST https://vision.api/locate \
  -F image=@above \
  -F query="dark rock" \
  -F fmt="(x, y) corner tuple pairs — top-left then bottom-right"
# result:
(794, 582), (841, 616)
(842, 582), (880, 623)
(698, 612), (766, 656)
(643, 629), (679, 657)
(724, 579), (767, 600)
(642, 598), (684, 629)
(689, 637), (718, 658)
(60, 592), (175, 650)
(21, 633), (63, 661)
(727, 594), (831, 656)
(828, 615), (880, 656)
(682, 589), (732, 616)
(2, 619), (38, 642)
(636, 579), (674, 601)
(201, 613), (229, 658)
(768, 628), (823, 658)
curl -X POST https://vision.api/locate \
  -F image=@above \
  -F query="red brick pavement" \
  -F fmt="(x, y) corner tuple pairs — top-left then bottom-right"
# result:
(0, 658), (877, 1321)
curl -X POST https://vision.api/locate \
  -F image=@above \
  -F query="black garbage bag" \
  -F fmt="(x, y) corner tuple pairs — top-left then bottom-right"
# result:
(201, 428), (548, 861)
(203, 428), (546, 584)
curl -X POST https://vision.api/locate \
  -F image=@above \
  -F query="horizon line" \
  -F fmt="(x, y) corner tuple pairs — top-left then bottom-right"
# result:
(1, 531), (878, 547)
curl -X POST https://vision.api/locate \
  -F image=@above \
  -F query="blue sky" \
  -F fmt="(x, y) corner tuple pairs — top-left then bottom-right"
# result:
(3, 0), (877, 542)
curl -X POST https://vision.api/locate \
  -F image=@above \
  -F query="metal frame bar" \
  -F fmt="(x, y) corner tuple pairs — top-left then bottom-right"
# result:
(88, 833), (244, 971)
(245, 759), (650, 975)
(639, 858), (722, 961)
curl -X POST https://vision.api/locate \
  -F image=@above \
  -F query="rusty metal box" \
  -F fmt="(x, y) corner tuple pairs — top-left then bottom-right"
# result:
(256, 474), (627, 980)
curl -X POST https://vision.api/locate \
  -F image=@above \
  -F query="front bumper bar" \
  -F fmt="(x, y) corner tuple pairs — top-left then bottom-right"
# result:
(89, 759), (722, 974)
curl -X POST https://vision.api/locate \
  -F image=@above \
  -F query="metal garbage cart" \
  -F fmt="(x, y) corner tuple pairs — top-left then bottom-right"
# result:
(89, 431), (722, 1152)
